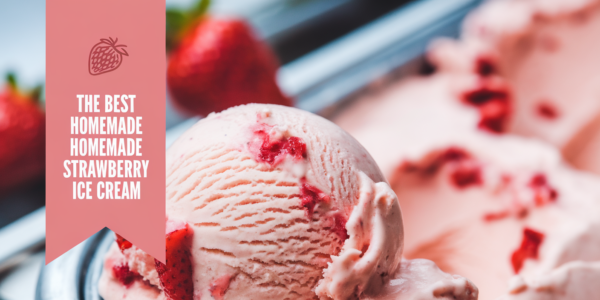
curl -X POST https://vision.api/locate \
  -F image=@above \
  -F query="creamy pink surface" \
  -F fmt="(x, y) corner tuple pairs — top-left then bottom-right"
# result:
(334, 73), (600, 300)
(430, 0), (600, 175)
(99, 104), (474, 299)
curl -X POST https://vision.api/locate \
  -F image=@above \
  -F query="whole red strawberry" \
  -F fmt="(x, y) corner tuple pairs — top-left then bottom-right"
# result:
(0, 74), (45, 193)
(154, 223), (194, 300)
(166, 1), (292, 116)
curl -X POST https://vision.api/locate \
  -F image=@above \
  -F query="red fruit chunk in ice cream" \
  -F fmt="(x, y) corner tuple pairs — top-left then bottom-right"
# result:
(115, 234), (132, 252)
(440, 147), (470, 162)
(259, 136), (307, 164)
(330, 212), (349, 241)
(462, 82), (511, 133)
(301, 180), (330, 216)
(450, 164), (482, 189)
(154, 223), (194, 300)
(462, 85), (509, 106)
(252, 125), (307, 165)
(209, 274), (236, 300)
(529, 173), (558, 205)
(536, 102), (560, 120)
(511, 228), (545, 273)
(475, 57), (497, 77)
(299, 179), (347, 240)
(112, 264), (140, 287)
(478, 99), (511, 133)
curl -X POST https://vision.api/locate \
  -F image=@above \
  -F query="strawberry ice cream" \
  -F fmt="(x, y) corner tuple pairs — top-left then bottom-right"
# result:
(99, 104), (476, 300)
(429, 0), (600, 175)
(334, 67), (600, 299)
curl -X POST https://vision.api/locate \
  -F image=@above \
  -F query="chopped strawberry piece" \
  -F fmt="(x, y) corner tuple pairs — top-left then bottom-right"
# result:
(461, 81), (511, 133)
(112, 263), (140, 287)
(462, 86), (509, 106)
(529, 173), (558, 205)
(440, 147), (470, 162)
(483, 211), (510, 222)
(300, 180), (330, 216)
(450, 164), (482, 189)
(155, 223), (194, 300)
(475, 56), (497, 77)
(115, 234), (132, 252)
(252, 126), (307, 165)
(477, 98), (511, 133)
(330, 213), (349, 241)
(403, 147), (483, 189)
(209, 274), (236, 300)
(511, 228), (544, 273)
(285, 137), (307, 160)
(536, 102), (560, 120)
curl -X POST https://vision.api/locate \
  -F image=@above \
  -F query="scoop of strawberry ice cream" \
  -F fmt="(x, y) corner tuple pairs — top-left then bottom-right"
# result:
(98, 104), (481, 300)
(162, 104), (405, 299)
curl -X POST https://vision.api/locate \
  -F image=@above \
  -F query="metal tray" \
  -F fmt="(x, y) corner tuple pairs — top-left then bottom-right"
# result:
(36, 0), (482, 298)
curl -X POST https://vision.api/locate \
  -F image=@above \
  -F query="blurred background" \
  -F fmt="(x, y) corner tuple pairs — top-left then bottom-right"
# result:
(0, 0), (479, 299)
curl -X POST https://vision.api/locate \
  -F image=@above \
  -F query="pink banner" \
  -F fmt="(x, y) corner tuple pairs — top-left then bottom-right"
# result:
(46, 0), (165, 263)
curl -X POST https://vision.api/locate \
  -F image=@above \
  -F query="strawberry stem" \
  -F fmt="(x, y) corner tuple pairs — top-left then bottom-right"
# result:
(5, 72), (43, 103)
(166, 0), (211, 52)
(30, 85), (43, 103)
(6, 73), (17, 91)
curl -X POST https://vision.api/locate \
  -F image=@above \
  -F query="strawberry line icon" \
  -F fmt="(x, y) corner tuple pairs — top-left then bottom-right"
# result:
(89, 37), (128, 75)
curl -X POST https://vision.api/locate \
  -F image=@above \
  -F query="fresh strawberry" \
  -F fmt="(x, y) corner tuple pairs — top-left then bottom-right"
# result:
(0, 74), (45, 193)
(88, 37), (128, 75)
(154, 223), (194, 300)
(166, 0), (292, 116)
(115, 233), (133, 252)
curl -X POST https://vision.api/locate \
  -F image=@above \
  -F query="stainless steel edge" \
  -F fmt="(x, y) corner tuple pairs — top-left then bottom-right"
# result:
(0, 207), (45, 273)
(36, 228), (113, 300)
(251, 0), (352, 40)
(35, 240), (83, 300)
(279, 0), (482, 113)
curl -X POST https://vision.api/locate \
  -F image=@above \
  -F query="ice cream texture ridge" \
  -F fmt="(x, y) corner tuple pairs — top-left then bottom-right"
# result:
(99, 104), (477, 300)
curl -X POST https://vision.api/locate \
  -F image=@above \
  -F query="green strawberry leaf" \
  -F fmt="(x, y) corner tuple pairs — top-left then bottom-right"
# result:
(5, 72), (44, 104)
(166, 0), (211, 52)
(190, 0), (210, 21)
(166, 9), (187, 51)
(30, 85), (43, 103)
(6, 73), (17, 91)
